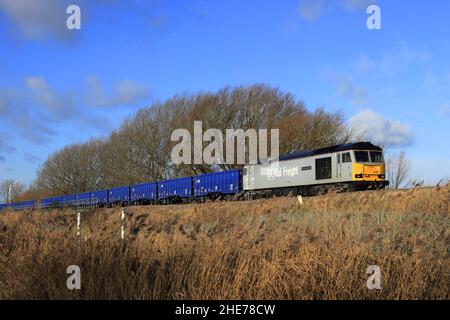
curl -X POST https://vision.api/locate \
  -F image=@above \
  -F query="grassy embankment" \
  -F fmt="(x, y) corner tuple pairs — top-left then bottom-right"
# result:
(0, 186), (448, 299)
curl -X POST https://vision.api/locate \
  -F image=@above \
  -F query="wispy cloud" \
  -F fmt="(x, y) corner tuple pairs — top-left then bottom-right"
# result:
(0, 132), (16, 161)
(0, 0), (192, 44)
(0, 0), (74, 41)
(298, 0), (325, 22)
(148, 15), (169, 28)
(423, 70), (450, 92)
(353, 55), (378, 73)
(440, 103), (450, 118)
(0, 88), (57, 145)
(349, 109), (414, 148)
(298, 0), (376, 22)
(322, 42), (431, 108)
(24, 152), (41, 163)
(0, 76), (116, 146)
(26, 76), (116, 133)
(85, 75), (150, 108)
(15, 112), (58, 144)
(334, 74), (369, 106)
(25, 76), (77, 121)
(341, 0), (373, 11)
(354, 42), (431, 76)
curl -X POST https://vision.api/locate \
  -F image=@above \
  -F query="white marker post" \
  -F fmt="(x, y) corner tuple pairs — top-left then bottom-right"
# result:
(121, 209), (125, 240)
(297, 195), (303, 206)
(77, 212), (81, 238)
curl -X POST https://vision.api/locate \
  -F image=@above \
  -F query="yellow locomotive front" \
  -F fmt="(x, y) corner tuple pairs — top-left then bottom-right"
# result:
(351, 150), (389, 189)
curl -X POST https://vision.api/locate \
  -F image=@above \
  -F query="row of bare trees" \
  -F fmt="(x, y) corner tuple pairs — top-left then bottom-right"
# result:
(30, 84), (350, 197)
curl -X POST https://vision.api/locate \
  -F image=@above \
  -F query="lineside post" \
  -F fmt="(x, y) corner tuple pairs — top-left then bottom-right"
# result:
(297, 195), (303, 206)
(77, 212), (81, 238)
(121, 209), (125, 240)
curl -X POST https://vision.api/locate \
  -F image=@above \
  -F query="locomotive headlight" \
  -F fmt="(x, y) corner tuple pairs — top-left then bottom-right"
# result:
(378, 174), (385, 179)
(355, 174), (363, 179)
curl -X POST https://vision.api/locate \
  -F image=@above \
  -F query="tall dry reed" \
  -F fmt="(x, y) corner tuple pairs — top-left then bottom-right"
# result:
(0, 187), (448, 299)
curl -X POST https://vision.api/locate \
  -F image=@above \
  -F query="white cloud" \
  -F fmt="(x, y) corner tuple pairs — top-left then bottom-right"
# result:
(86, 75), (150, 108)
(348, 109), (414, 148)
(334, 74), (368, 106)
(0, 0), (73, 41)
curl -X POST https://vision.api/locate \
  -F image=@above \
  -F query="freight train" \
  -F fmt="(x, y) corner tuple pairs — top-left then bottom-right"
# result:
(0, 142), (388, 211)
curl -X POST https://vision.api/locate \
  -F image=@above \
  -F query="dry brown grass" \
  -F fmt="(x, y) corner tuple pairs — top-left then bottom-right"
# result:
(0, 186), (449, 300)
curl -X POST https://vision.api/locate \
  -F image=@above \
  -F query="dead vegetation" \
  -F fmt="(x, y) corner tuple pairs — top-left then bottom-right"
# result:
(0, 186), (448, 300)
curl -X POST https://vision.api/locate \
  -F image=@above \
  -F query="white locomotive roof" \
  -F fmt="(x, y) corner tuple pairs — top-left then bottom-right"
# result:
(276, 142), (383, 162)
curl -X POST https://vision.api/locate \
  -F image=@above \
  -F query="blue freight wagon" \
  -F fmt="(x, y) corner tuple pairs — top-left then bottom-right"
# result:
(76, 192), (93, 206)
(193, 170), (242, 198)
(40, 196), (63, 208)
(62, 194), (77, 206)
(10, 200), (36, 210)
(158, 177), (192, 201)
(0, 203), (7, 211)
(91, 190), (109, 206)
(109, 186), (130, 205)
(130, 182), (157, 203)
(9, 202), (18, 210)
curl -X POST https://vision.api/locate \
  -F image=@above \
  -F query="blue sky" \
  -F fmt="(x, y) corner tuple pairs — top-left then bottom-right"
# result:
(0, 0), (449, 186)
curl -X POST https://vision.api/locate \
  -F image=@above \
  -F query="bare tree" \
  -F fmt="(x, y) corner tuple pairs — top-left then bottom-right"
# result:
(386, 151), (411, 189)
(37, 140), (104, 195)
(0, 179), (25, 202)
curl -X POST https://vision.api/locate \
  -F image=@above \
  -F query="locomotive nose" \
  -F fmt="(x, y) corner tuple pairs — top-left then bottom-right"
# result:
(363, 165), (381, 175)
(353, 164), (386, 182)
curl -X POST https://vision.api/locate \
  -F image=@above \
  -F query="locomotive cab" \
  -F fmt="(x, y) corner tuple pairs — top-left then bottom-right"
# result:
(350, 149), (388, 189)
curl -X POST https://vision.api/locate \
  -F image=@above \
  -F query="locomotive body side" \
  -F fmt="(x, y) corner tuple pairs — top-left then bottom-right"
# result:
(243, 142), (388, 194)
